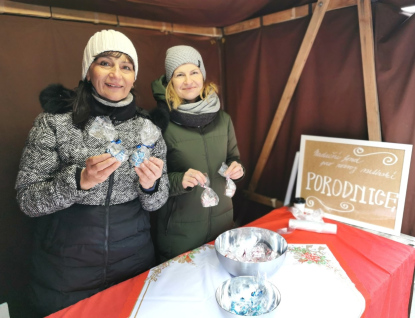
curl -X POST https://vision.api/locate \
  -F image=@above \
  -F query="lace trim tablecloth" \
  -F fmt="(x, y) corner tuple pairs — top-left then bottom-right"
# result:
(129, 244), (365, 318)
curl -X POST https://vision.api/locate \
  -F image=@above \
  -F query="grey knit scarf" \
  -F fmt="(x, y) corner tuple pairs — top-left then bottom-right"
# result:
(170, 92), (220, 127)
(176, 92), (220, 115)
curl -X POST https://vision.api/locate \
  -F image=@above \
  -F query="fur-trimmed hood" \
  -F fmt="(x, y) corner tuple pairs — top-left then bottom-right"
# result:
(38, 83), (168, 132)
(39, 81), (170, 133)
(39, 84), (75, 114)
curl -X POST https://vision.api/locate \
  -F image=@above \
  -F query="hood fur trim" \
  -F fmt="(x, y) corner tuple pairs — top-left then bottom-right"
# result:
(149, 103), (170, 133)
(39, 84), (74, 114)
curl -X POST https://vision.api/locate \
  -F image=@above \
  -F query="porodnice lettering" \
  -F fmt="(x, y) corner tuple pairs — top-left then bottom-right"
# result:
(305, 172), (399, 210)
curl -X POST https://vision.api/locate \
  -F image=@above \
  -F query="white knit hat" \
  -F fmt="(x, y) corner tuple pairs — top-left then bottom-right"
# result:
(165, 45), (206, 82)
(82, 29), (138, 80)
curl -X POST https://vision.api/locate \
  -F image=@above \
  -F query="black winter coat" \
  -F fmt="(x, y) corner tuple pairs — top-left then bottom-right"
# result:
(15, 85), (169, 316)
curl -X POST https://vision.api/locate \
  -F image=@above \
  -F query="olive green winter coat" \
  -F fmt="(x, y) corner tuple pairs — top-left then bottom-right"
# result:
(152, 76), (243, 262)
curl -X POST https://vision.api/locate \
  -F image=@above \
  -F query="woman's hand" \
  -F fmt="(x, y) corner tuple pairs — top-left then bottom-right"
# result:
(135, 157), (164, 190)
(225, 161), (244, 180)
(182, 169), (207, 189)
(80, 153), (121, 190)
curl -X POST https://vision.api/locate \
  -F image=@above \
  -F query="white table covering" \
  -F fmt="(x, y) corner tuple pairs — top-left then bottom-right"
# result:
(129, 244), (365, 318)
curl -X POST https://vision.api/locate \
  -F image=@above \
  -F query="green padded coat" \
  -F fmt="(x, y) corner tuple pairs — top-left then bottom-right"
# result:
(152, 76), (243, 262)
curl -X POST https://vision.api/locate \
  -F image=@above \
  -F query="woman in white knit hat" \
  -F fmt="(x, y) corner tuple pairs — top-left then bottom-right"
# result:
(151, 45), (244, 262)
(15, 29), (169, 316)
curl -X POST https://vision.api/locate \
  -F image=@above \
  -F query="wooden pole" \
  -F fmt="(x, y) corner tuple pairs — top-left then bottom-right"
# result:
(247, 0), (331, 195)
(0, 0), (50, 17)
(357, 0), (382, 141)
(224, 0), (356, 35)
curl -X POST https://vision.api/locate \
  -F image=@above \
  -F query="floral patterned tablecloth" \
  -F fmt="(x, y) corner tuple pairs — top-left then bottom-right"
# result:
(129, 244), (365, 318)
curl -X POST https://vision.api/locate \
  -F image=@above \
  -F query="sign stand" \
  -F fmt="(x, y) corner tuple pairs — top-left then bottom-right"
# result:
(284, 152), (300, 206)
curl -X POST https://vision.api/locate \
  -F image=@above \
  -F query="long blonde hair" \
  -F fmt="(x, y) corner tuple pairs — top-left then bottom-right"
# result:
(165, 81), (218, 110)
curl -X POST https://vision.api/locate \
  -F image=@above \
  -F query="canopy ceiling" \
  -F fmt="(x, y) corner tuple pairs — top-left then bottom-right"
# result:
(10, 0), (413, 27)
(10, 0), (271, 27)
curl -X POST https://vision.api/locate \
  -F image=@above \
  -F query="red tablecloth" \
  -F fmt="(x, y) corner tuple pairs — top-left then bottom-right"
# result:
(47, 207), (415, 318)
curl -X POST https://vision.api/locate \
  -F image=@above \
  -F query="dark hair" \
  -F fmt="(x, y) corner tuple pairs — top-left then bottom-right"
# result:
(72, 79), (93, 128)
(72, 51), (136, 129)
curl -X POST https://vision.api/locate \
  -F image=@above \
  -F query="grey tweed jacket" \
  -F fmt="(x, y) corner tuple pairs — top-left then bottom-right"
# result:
(15, 111), (169, 217)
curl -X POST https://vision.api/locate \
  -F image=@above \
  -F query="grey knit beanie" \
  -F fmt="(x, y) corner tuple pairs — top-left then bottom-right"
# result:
(82, 29), (138, 80)
(165, 45), (206, 82)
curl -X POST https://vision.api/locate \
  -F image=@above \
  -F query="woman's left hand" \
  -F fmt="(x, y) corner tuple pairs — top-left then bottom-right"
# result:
(135, 157), (164, 190)
(225, 161), (244, 180)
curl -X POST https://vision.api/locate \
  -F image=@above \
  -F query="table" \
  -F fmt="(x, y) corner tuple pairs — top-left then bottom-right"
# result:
(47, 207), (415, 318)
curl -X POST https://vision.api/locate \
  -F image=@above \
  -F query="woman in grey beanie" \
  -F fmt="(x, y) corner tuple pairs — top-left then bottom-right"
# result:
(151, 45), (245, 262)
(15, 29), (169, 316)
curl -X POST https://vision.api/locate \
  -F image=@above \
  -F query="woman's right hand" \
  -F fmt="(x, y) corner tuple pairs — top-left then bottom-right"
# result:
(182, 169), (207, 189)
(80, 153), (121, 190)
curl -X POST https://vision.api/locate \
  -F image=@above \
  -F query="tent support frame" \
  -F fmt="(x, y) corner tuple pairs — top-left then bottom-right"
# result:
(245, 0), (382, 208)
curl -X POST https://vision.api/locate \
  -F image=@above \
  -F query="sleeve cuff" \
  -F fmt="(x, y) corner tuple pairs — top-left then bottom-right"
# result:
(140, 179), (160, 194)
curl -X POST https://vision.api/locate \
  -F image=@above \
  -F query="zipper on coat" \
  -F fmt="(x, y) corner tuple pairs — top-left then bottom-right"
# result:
(199, 126), (213, 243)
(102, 173), (114, 287)
(165, 196), (177, 235)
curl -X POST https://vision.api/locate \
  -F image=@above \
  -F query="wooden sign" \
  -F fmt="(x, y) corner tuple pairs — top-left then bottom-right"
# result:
(296, 135), (412, 235)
